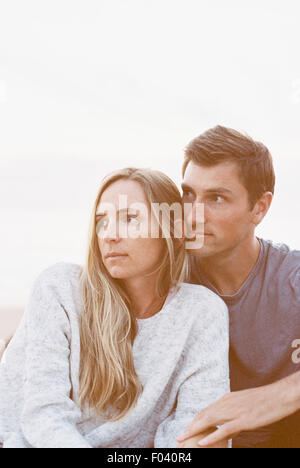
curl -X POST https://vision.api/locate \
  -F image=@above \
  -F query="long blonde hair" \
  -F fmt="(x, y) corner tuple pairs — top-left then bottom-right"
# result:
(79, 168), (188, 421)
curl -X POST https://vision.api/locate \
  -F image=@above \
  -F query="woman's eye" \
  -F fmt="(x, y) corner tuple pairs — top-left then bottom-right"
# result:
(96, 218), (109, 232)
(127, 215), (138, 224)
(118, 213), (138, 224)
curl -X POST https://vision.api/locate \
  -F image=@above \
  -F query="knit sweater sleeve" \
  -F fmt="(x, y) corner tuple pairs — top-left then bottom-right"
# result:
(154, 293), (230, 448)
(20, 267), (91, 448)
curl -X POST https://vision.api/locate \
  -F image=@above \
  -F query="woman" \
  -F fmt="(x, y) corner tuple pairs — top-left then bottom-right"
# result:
(0, 168), (230, 448)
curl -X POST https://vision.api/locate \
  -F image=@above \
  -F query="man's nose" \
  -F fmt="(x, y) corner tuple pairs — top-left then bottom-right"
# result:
(189, 201), (206, 229)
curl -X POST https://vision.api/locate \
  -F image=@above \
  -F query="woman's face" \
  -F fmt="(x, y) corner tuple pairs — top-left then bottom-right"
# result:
(96, 179), (165, 280)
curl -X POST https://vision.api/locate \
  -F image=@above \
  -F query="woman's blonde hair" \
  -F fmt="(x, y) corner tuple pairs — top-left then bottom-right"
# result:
(79, 167), (188, 421)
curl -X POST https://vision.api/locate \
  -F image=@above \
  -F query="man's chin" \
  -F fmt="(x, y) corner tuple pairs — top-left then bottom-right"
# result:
(186, 242), (217, 258)
(185, 233), (211, 252)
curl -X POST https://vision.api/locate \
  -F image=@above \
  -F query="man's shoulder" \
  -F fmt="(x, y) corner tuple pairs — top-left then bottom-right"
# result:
(262, 238), (299, 258)
(262, 239), (300, 274)
(261, 239), (300, 294)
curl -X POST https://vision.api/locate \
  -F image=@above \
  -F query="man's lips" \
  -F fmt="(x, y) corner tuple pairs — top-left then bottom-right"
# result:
(185, 232), (213, 240)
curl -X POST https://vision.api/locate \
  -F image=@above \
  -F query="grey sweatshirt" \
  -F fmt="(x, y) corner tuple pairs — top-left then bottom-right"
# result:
(0, 263), (230, 448)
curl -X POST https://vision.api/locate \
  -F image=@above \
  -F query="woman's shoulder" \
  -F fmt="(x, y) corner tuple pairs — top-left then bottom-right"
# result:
(26, 263), (84, 325)
(34, 262), (83, 285)
(177, 282), (229, 324)
(179, 282), (227, 307)
(31, 263), (83, 302)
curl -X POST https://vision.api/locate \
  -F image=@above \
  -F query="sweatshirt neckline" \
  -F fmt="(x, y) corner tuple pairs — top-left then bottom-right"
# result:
(136, 284), (183, 324)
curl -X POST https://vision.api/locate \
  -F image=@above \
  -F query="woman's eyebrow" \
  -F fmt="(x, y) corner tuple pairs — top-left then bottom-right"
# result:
(95, 208), (138, 218)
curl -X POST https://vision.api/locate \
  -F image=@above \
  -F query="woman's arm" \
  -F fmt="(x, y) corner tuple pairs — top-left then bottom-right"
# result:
(0, 335), (13, 362)
(154, 371), (230, 448)
(20, 268), (91, 448)
(0, 340), (5, 361)
(154, 294), (230, 449)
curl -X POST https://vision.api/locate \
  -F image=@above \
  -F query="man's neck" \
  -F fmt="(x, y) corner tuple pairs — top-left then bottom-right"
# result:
(198, 236), (261, 296)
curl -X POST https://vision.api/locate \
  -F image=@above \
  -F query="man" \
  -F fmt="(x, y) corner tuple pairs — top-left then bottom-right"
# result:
(177, 126), (300, 448)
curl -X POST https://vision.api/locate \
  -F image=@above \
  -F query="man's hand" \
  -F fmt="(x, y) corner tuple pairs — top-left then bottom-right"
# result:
(177, 428), (228, 448)
(176, 374), (300, 447)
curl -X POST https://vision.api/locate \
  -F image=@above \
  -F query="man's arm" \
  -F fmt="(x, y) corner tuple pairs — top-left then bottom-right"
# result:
(176, 371), (300, 447)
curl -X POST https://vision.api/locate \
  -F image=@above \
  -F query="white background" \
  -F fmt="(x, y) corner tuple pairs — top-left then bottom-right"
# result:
(0, 0), (299, 308)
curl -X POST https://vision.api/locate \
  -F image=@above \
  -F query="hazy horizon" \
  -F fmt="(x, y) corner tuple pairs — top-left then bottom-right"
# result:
(0, 0), (299, 308)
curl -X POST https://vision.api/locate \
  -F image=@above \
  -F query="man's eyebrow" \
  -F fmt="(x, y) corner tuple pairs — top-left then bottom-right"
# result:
(204, 187), (233, 195)
(181, 183), (195, 193)
(181, 184), (233, 195)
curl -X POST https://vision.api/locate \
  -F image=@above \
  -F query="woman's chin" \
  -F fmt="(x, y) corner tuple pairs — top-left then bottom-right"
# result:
(107, 267), (130, 279)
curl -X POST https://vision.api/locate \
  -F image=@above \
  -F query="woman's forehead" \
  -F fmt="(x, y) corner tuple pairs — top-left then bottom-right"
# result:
(98, 179), (148, 210)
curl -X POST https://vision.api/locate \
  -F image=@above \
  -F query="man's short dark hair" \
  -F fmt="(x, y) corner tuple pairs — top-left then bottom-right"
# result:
(183, 125), (276, 208)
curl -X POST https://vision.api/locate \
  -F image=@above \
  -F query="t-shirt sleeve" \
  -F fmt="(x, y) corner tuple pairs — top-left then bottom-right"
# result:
(290, 267), (300, 301)
(20, 269), (91, 448)
(154, 294), (230, 448)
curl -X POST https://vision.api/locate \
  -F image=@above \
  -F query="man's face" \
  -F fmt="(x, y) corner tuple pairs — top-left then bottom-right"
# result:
(182, 161), (256, 258)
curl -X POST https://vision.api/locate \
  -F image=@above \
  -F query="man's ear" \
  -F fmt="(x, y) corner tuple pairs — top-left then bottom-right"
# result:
(252, 192), (273, 226)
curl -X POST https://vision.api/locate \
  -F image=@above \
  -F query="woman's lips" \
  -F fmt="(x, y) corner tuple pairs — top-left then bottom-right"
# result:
(105, 253), (128, 260)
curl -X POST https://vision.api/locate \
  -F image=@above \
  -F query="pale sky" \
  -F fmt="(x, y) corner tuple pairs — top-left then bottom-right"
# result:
(0, 0), (299, 307)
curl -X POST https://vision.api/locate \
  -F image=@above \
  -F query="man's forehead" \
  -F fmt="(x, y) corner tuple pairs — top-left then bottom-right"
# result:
(183, 160), (244, 191)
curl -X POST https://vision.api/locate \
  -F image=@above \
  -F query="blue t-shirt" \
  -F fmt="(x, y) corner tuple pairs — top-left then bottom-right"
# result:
(188, 238), (300, 448)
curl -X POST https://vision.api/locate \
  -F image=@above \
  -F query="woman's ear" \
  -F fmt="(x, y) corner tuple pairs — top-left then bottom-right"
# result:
(252, 192), (273, 226)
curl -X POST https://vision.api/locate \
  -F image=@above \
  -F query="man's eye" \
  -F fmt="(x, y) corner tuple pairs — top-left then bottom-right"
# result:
(210, 195), (224, 203)
(182, 190), (193, 198)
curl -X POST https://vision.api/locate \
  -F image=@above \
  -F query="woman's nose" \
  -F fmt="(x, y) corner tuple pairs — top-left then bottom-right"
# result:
(101, 220), (121, 242)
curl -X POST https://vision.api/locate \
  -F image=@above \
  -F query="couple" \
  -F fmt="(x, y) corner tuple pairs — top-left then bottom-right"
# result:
(1, 126), (299, 448)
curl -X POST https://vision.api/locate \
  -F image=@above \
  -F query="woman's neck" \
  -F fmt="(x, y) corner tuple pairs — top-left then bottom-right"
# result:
(121, 275), (168, 319)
